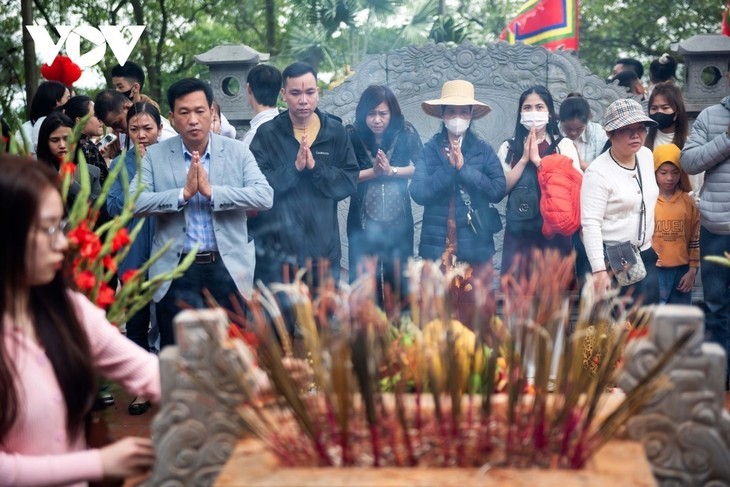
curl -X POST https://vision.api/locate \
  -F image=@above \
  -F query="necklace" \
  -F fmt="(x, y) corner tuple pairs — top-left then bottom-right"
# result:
(609, 148), (636, 170)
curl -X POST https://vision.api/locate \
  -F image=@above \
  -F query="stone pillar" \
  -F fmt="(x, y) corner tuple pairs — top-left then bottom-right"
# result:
(618, 305), (730, 485)
(194, 44), (270, 137)
(673, 34), (730, 117)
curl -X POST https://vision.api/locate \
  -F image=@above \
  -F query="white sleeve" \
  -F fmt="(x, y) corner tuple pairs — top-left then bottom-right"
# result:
(219, 113), (237, 139)
(581, 168), (610, 272)
(497, 140), (511, 173)
(557, 137), (582, 172)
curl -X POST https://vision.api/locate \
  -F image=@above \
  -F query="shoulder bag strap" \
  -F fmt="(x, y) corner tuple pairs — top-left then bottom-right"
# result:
(635, 157), (646, 247)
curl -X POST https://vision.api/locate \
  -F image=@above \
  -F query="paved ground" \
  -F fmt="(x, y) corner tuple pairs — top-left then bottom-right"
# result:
(107, 387), (157, 441)
(107, 387), (157, 487)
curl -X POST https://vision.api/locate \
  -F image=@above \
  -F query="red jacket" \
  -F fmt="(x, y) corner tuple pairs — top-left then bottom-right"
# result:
(538, 154), (583, 237)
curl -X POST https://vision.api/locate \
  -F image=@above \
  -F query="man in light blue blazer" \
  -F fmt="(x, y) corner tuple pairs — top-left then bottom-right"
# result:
(131, 78), (273, 347)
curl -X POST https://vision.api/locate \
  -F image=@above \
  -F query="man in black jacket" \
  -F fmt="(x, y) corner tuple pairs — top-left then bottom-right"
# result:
(249, 62), (358, 286)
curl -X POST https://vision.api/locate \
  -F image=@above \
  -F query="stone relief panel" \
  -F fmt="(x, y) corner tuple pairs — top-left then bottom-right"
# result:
(321, 41), (626, 273)
(320, 40), (625, 150)
(618, 305), (730, 486)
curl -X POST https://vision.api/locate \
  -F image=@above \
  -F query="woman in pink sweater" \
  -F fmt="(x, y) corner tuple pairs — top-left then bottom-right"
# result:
(0, 155), (160, 486)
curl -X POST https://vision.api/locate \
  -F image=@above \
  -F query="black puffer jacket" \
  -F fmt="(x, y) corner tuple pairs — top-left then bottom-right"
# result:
(410, 129), (506, 263)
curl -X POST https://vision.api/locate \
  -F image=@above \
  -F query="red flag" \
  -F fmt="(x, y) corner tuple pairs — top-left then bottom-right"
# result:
(723, 2), (730, 37)
(500, 0), (579, 51)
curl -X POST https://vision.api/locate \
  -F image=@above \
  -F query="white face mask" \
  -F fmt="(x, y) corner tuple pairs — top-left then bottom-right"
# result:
(445, 117), (470, 137)
(520, 111), (550, 130)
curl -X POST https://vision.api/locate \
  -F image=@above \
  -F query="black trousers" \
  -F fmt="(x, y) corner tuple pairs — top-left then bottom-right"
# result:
(155, 253), (241, 349)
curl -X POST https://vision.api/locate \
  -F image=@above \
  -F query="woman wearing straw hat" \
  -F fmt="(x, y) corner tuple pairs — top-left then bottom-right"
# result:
(410, 80), (506, 274)
(581, 98), (660, 303)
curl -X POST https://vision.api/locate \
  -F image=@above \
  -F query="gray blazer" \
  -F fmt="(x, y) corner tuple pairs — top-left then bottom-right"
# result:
(131, 133), (274, 301)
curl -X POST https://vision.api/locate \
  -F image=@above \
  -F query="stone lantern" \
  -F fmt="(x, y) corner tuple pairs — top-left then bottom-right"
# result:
(674, 34), (730, 116)
(194, 44), (270, 131)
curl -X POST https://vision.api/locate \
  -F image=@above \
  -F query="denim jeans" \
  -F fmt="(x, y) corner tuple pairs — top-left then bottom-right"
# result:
(700, 227), (730, 377)
(657, 265), (693, 305)
(156, 254), (242, 349)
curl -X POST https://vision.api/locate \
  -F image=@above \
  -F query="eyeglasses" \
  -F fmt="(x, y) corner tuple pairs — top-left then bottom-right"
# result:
(40, 218), (69, 246)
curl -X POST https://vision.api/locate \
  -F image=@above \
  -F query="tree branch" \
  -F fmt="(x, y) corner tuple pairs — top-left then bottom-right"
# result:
(31, 0), (56, 33)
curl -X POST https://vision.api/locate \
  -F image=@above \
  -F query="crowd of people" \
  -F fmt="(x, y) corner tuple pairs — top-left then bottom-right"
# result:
(1, 51), (730, 485)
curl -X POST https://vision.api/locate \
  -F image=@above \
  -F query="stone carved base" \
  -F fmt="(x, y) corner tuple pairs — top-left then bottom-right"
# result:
(214, 439), (654, 487)
(619, 305), (730, 486)
(153, 305), (730, 486)
(149, 309), (258, 486)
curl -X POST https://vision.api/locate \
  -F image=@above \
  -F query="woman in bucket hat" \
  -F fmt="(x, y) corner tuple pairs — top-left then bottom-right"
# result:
(410, 80), (506, 324)
(581, 98), (660, 303)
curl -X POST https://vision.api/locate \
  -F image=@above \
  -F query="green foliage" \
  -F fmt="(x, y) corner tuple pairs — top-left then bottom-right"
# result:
(0, 1), (26, 117)
(578, 0), (722, 79)
(1, 0), (726, 116)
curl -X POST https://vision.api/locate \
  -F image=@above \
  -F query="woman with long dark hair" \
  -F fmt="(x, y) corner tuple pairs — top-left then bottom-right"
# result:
(644, 82), (698, 192)
(0, 155), (158, 485)
(107, 102), (161, 415)
(645, 82), (688, 150)
(17, 80), (70, 154)
(36, 112), (102, 207)
(497, 85), (580, 278)
(346, 85), (422, 300)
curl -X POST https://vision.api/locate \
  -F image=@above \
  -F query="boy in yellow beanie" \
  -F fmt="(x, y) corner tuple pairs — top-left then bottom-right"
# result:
(652, 143), (700, 304)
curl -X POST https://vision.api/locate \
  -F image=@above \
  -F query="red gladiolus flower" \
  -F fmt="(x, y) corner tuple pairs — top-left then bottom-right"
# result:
(96, 282), (115, 308)
(68, 221), (103, 260)
(67, 221), (91, 247)
(103, 254), (117, 273)
(60, 161), (75, 177)
(80, 238), (102, 260)
(68, 222), (100, 256)
(121, 269), (138, 283)
(111, 228), (130, 252)
(75, 270), (96, 291)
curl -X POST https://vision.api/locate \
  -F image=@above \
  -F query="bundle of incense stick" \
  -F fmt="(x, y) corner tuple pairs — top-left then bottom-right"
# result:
(218, 250), (691, 469)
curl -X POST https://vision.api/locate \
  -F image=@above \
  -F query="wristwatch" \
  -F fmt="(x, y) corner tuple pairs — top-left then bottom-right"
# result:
(391, 167), (398, 176)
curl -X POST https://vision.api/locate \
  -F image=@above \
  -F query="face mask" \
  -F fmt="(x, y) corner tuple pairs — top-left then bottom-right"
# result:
(520, 111), (550, 130)
(649, 112), (676, 130)
(445, 117), (470, 136)
(120, 88), (133, 100)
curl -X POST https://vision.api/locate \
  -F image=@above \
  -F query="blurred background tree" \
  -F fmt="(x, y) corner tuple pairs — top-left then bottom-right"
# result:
(1, 0), (723, 119)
